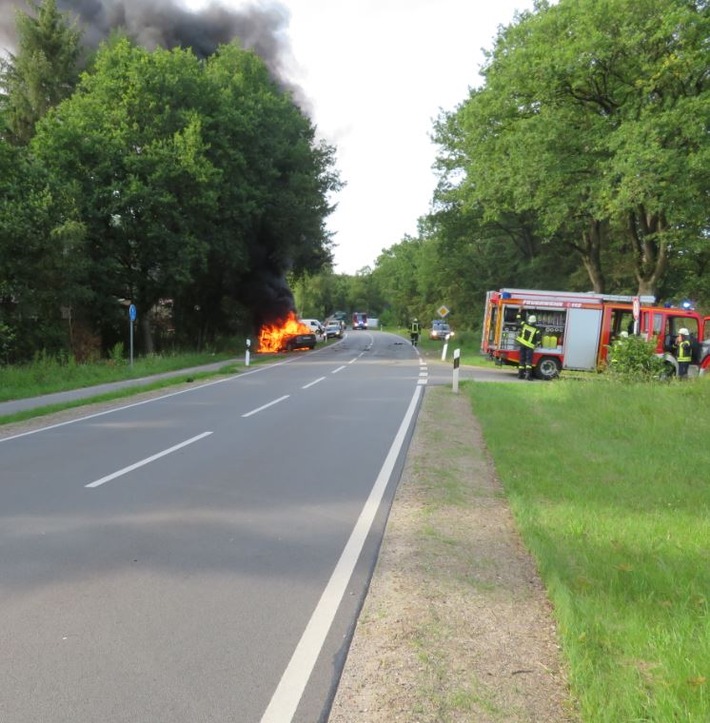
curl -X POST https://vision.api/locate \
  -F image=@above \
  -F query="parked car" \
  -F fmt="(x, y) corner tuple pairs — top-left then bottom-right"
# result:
(429, 321), (453, 340)
(324, 320), (344, 339)
(300, 318), (324, 336)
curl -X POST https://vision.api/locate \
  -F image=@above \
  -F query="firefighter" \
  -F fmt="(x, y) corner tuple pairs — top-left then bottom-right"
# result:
(674, 327), (692, 379)
(516, 314), (542, 380)
(410, 318), (420, 346)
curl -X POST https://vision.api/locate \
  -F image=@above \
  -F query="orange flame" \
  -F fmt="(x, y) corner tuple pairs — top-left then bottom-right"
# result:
(257, 311), (311, 353)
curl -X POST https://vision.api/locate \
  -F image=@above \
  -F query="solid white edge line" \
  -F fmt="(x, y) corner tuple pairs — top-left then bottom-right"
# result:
(260, 383), (423, 723)
(85, 431), (213, 488)
(241, 395), (290, 418)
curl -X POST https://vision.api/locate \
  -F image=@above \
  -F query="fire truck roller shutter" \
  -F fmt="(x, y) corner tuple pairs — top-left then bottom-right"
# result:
(562, 308), (603, 370)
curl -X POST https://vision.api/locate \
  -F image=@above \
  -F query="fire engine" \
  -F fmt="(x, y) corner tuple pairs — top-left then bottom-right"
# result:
(352, 312), (368, 330)
(482, 288), (710, 379)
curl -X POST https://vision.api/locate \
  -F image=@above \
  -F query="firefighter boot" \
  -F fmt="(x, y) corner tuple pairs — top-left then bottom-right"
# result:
(517, 368), (525, 379)
(524, 369), (532, 380)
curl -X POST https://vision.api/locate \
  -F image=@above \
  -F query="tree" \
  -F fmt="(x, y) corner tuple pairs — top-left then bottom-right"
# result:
(199, 43), (341, 332)
(0, 0), (82, 145)
(0, 138), (87, 360)
(32, 37), (219, 353)
(30, 36), (342, 353)
(433, 0), (710, 299)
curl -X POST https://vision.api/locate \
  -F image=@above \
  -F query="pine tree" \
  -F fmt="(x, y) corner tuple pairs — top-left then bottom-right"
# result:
(1, 0), (83, 145)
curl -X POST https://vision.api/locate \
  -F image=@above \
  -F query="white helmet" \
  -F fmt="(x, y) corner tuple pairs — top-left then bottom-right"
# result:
(528, 315), (537, 324)
(678, 328), (690, 336)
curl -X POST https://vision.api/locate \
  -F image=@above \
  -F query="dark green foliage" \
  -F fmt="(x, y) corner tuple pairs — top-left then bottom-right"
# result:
(0, 0), (82, 145)
(0, 2), (340, 363)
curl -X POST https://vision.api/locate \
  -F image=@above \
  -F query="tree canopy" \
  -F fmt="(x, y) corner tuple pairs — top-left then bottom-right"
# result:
(0, 1), (340, 362)
(432, 0), (709, 300)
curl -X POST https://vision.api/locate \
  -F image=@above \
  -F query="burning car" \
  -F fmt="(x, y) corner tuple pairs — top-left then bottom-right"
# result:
(257, 312), (317, 353)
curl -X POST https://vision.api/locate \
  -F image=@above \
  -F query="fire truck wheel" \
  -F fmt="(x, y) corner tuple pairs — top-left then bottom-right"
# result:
(535, 356), (561, 380)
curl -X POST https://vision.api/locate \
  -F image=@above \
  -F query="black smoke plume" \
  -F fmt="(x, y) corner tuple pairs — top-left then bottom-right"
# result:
(2, 1), (295, 78)
(0, 0), (314, 328)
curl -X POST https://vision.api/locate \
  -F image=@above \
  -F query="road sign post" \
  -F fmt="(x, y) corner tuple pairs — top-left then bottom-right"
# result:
(245, 338), (251, 367)
(128, 304), (136, 367)
(632, 296), (640, 335)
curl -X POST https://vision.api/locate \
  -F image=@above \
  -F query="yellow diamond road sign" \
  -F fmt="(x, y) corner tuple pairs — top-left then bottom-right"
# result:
(438, 305), (449, 318)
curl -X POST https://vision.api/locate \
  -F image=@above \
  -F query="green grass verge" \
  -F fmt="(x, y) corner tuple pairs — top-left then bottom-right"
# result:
(0, 366), (242, 426)
(392, 326), (493, 367)
(466, 376), (710, 721)
(0, 351), (246, 402)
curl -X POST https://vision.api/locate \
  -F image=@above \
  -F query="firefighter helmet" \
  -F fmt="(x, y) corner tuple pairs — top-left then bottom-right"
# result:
(528, 315), (537, 324)
(678, 328), (690, 336)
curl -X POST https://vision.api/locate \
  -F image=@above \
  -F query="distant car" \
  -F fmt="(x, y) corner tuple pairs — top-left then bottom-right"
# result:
(280, 332), (317, 351)
(324, 320), (344, 339)
(429, 321), (453, 340)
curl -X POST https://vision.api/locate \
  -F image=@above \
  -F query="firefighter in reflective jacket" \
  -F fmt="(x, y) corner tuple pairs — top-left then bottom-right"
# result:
(674, 327), (692, 379)
(410, 318), (420, 346)
(515, 314), (542, 380)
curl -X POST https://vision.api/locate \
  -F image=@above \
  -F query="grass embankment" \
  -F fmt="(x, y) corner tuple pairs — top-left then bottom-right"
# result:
(0, 350), (243, 403)
(0, 351), (258, 425)
(395, 327), (493, 367)
(468, 377), (709, 721)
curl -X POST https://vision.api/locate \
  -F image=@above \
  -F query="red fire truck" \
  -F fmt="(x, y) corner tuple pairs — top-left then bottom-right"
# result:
(482, 288), (710, 379)
(352, 312), (368, 330)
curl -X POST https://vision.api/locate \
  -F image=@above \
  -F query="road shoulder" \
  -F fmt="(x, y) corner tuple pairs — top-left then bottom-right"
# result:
(329, 385), (578, 722)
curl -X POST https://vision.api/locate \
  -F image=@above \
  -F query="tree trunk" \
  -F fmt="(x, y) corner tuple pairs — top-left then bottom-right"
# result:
(574, 219), (606, 293)
(628, 206), (669, 299)
(140, 312), (155, 355)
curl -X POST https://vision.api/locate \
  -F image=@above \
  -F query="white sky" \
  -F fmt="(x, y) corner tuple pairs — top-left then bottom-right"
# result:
(204, 0), (536, 274)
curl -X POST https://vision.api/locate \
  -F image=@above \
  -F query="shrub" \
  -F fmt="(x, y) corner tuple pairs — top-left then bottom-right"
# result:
(605, 335), (666, 381)
(109, 342), (126, 365)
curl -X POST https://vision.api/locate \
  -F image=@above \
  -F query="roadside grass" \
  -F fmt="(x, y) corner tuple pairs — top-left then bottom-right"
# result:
(393, 327), (494, 367)
(0, 350), (245, 403)
(467, 376), (710, 721)
(0, 367), (240, 427)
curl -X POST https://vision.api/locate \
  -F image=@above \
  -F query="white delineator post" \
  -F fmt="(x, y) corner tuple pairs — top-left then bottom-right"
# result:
(245, 338), (251, 367)
(441, 333), (451, 361)
(452, 348), (461, 393)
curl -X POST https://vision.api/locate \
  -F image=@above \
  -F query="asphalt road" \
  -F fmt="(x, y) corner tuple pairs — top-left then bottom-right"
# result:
(0, 330), (431, 723)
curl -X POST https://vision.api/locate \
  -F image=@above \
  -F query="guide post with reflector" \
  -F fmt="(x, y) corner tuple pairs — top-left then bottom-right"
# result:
(452, 348), (461, 393)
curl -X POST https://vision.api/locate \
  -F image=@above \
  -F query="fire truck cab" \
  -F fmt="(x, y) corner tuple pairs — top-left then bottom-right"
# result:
(482, 288), (709, 379)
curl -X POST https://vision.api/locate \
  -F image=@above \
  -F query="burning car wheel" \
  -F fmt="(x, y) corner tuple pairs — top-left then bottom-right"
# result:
(535, 356), (561, 380)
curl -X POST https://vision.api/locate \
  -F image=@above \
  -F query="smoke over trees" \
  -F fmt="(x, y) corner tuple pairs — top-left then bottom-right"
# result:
(0, 0), (341, 362)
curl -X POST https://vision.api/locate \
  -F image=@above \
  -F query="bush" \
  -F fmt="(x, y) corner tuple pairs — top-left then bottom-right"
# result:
(605, 335), (667, 381)
(0, 321), (16, 364)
